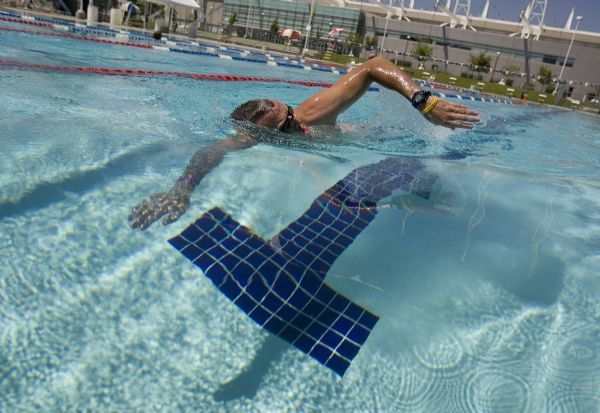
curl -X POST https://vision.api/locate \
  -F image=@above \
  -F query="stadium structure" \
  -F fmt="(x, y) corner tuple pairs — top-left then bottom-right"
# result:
(205, 0), (600, 101)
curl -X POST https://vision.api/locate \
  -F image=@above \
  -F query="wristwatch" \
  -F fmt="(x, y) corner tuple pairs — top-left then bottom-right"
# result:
(410, 90), (432, 109)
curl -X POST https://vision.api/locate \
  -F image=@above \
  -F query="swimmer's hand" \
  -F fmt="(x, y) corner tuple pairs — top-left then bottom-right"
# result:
(129, 184), (191, 230)
(424, 99), (480, 129)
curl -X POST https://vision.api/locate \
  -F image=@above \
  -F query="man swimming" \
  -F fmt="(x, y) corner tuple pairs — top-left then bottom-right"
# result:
(129, 55), (479, 230)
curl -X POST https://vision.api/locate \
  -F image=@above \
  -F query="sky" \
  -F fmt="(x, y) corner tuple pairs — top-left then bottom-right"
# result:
(409, 0), (600, 33)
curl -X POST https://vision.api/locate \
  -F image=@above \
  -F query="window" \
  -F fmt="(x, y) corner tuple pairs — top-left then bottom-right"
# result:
(567, 87), (574, 98)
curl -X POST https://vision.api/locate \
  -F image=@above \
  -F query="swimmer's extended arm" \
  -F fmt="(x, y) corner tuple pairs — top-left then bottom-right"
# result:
(129, 135), (256, 230)
(298, 56), (479, 128)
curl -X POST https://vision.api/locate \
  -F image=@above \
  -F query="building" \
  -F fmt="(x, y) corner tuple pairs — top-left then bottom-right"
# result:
(203, 0), (600, 101)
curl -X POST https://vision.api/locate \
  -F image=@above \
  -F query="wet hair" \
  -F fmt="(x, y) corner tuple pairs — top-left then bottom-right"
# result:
(230, 99), (274, 123)
(152, 31), (162, 40)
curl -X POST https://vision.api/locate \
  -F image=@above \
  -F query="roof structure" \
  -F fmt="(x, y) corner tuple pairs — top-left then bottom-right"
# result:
(307, 0), (600, 45)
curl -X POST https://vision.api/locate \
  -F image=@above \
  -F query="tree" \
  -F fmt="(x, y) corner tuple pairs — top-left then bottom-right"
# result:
(537, 65), (553, 85)
(412, 41), (433, 60)
(537, 65), (554, 93)
(226, 12), (237, 35)
(228, 12), (237, 27)
(346, 33), (363, 45)
(365, 35), (378, 50)
(269, 18), (279, 35)
(469, 52), (491, 72)
(503, 64), (520, 77)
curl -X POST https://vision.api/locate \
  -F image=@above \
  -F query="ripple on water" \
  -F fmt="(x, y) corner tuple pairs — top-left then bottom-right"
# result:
(544, 391), (600, 413)
(370, 353), (437, 411)
(413, 334), (468, 379)
(461, 369), (531, 413)
(539, 325), (600, 389)
(465, 309), (551, 367)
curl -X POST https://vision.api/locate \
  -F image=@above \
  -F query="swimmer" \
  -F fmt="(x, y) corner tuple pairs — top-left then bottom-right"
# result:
(129, 55), (479, 230)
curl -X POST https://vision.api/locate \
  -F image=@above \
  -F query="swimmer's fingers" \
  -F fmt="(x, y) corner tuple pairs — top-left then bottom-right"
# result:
(447, 104), (479, 117)
(129, 192), (169, 230)
(162, 196), (190, 225)
(130, 187), (191, 230)
(447, 111), (480, 122)
(130, 205), (162, 230)
(445, 120), (474, 129)
(162, 209), (184, 225)
(128, 198), (152, 222)
(427, 99), (479, 129)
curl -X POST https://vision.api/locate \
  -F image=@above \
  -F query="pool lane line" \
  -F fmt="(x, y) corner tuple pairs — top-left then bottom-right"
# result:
(0, 58), (517, 103)
(433, 91), (515, 104)
(0, 15), (345, 74)
(0, 15), (54, 29)
(0, 25), (154, 49)
(0, 58), (364, 89)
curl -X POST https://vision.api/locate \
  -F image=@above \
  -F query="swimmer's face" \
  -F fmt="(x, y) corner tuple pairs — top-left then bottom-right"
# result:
(255, 100), (302, 133)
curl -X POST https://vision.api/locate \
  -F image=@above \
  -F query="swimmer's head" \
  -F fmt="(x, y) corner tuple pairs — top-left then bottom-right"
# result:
(231, 99), (274, 123)
(231, 99), (304, 133)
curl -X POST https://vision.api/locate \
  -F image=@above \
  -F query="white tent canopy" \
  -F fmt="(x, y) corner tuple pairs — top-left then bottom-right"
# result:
(145, 0), (200, 9)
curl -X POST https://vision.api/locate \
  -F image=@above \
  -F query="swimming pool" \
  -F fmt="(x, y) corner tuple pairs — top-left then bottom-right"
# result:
(1, 14), (599, 412)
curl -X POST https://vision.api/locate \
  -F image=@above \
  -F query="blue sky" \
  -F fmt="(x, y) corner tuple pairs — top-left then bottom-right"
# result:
(410, 0), (599, 33)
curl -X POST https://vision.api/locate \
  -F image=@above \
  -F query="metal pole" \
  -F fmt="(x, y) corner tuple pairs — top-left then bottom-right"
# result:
(244, 0), (252, 38)
(490, 51), (500, 82)
(205, 6), (213, 32)
(379, 2), (392, 54)
(302, 0), (316, 58)
(553, 16), (582, 96)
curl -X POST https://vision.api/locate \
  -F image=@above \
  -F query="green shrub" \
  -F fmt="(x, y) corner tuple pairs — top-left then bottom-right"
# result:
(522, 83), (534, 91)
(396, 60), (412, 67)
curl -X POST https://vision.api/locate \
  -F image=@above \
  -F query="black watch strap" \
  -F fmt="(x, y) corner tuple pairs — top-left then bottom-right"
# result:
(411, 90), (432, 108)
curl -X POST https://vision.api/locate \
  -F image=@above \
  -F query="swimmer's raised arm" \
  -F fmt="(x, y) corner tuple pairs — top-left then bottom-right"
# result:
(296, 55), (480, 128)
(129, 134), (256, 230)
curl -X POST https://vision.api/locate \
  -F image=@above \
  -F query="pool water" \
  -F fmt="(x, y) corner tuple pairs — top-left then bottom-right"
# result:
(1, 19), (599, 412)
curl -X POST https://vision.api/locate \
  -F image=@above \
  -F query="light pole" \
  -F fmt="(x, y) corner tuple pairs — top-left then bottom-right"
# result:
(205, 6), (213, 32)
(244, 0), (253, 38)
(302, 0), (316, 58)
(260, 12), (264, 38)
(490, 51), (500, 83)
(553, 15), (582, 96)
(403, 35), (411, 56)
(379, 1), (392, 54)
